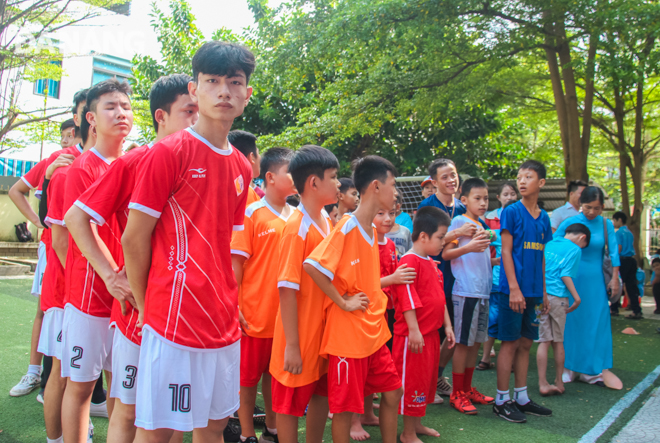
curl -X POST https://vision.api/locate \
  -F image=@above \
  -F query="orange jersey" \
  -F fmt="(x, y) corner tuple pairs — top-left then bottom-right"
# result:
(247, 186), (260, 206)
(231, 199), (292, 338)
(270, 204), (332, 387)
(305, 214), (391, 359)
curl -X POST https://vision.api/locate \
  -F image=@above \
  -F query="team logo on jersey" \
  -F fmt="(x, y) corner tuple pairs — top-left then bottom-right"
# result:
(411, 391), (426, 404)
(351, 258), (360, 266)
(189, 168), (206, 178)
(391, 251), (397, 263)
(235, 175), (244, 195)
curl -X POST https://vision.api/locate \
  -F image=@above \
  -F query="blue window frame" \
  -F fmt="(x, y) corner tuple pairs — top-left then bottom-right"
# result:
(34, 61), (62, 99)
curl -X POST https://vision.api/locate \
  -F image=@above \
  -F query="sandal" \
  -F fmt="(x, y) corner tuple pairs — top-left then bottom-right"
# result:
(476, 361), (494, 371)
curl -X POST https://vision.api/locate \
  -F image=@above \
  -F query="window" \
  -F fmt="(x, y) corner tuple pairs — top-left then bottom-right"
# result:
(34, 61), (62, 99)
(92, 55), (132, 85)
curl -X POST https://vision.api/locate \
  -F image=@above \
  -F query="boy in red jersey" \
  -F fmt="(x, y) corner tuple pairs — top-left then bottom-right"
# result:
(392, 206), (454, 443)
(304, 156), (403, 443)
(231, 147), (296, 443)
(59, 79), (133, 443)
(65, 74), (197, 443)
(121, 42), (254, 443)
(269, 145), (340, 443)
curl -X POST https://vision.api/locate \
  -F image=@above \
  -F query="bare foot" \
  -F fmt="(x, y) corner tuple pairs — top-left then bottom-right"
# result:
(539, 384), (562, 397)
(350, 422), (371, 441)
(415, 425), (440, 437)
(361, 413), (380, 426)
(399, 432), (425, 443)
(554, 381), (565, 394)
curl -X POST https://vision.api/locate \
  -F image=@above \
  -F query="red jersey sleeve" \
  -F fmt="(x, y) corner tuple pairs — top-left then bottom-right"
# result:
(128, 143), (178, 218)
(22, 160), (47, 190)
(45, 171), (68, 226)
(75, 160), (132, 226)
(64, 166), (95, 216)
(230, 212), (254, 259)
(233, 163), (252, 231)
(392, 257), (423, 313)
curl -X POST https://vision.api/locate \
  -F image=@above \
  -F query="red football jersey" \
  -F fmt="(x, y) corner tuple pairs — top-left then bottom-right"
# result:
(75, 144), (150, 345)
(63, 148), (123, 317)
(378, 238), (398, 309)
(128, 128), (252, 349)
(40, 166), (71, 312)
(391, 252), (446, 336)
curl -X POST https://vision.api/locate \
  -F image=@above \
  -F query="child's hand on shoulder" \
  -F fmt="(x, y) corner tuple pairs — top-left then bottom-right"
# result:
(392, 264), (416, 285)
(408, 328), (424, 353)
(466, 234), (491, 253)
(341, 292), (370, 312)
(457, 222), (478, 238)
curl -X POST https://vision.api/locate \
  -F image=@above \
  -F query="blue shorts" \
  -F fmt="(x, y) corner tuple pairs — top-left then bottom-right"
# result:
(497, 294), (543, 342)
(488, 291), (503, 338)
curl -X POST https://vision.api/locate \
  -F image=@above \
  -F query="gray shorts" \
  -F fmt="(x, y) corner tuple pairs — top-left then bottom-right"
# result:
(453, 295), (489, 346)
(537, 295), (567, 343)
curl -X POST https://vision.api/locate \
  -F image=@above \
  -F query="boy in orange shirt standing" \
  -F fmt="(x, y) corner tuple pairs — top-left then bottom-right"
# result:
(304, 156), (403, 443)
(232, 148), (296, 443)
(269, 145), (340, 443)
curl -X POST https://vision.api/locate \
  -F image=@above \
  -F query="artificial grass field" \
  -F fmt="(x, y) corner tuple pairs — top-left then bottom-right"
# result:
(1, 277), (659, 443)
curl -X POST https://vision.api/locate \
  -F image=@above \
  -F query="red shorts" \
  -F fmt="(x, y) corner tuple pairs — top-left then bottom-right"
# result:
(240, 335), (273, 387)
(392, 332), (440, 417)
(272, 374), (328, 417)
(328, 344), (401, 414)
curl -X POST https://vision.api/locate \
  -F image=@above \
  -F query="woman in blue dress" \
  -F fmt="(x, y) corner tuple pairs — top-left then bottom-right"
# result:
(554, 187), (621, 385)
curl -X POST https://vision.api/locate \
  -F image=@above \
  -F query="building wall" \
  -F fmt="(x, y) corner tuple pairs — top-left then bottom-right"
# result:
(0, 192), (40, 242)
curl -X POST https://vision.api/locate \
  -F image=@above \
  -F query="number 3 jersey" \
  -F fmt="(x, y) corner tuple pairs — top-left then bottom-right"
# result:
(129, 128), (252, 350)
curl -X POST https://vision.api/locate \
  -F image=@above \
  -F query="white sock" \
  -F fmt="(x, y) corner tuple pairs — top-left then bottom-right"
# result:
(240, 436), (248, 442)
(495, 389), (510, 406)
(514, 386), (530, 405)
(267, 427), (277, 435)
(28, 365), (42, 377)
(47, 436), (63, 443)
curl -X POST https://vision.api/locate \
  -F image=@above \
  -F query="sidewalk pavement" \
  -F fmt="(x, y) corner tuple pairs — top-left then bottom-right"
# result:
(611, 387), (660, 442)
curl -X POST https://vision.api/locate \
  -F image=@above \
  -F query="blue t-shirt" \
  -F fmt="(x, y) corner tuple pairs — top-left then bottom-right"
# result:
(615, 225), (635, 257)
(491, 229), (502, 293)
(395, 212), (414, 233)
(637, 268), (646, 296)
(544, 237), (582, 298)
(499, 201), (553, 298)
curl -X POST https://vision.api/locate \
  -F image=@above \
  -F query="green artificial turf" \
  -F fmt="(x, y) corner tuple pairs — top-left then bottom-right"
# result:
(1, 278), (658, 442)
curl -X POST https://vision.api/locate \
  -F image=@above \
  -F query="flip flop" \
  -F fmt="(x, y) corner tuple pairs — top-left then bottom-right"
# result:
(475, 361), (494, 371)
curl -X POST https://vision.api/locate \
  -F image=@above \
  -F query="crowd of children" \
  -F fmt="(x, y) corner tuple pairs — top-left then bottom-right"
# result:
(6, 39), (656, 443)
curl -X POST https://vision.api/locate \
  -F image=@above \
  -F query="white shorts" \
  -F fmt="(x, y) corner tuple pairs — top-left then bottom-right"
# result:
(453, 295), (489, 346)
(135, 328), (240, 432)
(38, 308), (64, 359)
(31, 242), (47, 297)
(60, 305), (113, 382)
(110, 329), (140, 405)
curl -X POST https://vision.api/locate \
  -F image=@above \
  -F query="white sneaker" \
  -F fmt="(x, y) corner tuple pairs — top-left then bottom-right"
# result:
(9, 373), (41, 396)
(89, 401), (108, 418)
(36, 389), (44, 404)
(432, 393), (444, 404)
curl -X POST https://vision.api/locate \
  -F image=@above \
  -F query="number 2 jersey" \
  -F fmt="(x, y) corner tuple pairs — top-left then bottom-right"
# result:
(128, 128), (252, 350)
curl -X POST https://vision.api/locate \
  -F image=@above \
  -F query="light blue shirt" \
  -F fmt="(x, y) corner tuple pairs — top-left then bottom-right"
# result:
(491, 229), (502, 293)
(550, 202), (580, 230)
(395, 212), (414, 233)
(615, 225), (635, 257)
(544, 237), (582, 298)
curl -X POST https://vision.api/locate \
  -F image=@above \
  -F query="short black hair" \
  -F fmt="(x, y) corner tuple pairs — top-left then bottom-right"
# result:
(579, 186), (605, 206)
(652, 257), (660, 266)
(339, 177), (355, 194)
(351, 155), (398, 195)
(260, 147), (294, 182)
(286, 194), (300, 207)
(428, 158), (456, 180)
(60, 118), (75, 133)
(228, 130), (258, 159)
(288, 145), (339, 194)
(149, 74), (193, 131)
(192, 41), (256, 84)
(324, 203), (338, 213)
(519, 160), (547, 180)
(80, 104), (91, 145)
(568, 179), (588, 196)
(565, 223), (591, 247)
(504, 199), (517, 209)
(613, 211), (627, 224)
(460, 177), (488, 198)
(412, 206), (451, 242)
(73, 88), (88, 119)
(497, 181), (517, 196)
(86, 79), (131, 113)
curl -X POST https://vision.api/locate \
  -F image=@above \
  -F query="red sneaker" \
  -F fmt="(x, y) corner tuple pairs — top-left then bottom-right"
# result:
(450, 392), (478, 415)
(465, 387), (494, 405)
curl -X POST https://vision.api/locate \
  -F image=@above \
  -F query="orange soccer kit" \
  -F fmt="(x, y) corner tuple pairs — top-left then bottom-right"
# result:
(231, 199), (292, 387)
(304, 214), (401, 414)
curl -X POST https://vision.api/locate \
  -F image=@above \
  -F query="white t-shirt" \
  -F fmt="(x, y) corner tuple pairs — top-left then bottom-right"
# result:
(449, 215), (492, 299)
(550, 202), (579, 229)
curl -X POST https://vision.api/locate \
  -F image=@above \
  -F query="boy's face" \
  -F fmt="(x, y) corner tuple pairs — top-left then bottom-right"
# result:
(432, 165), (458, 196)
(569, 186), (586, 207)
(340, 187), (360, 211)
(461, 187), (489, 217)
(87, 91), (133, 139)
(498, 185), (517, 206)
(328, 206), (339, 224)
(190, 72), (252, 123)
(517, 168), (545, 197)
(421, 183), (435, 199)
(73, 100), (86, 128)
(566, 233), (588, 249)
(373, 208), (395, 235)
(60, 127), (76, 148)
(424, 225), (448, 257)
(314, 168), (340, 206)
(159, 93), (199, 137)
(612, 217), (623, 229)
(250, 149), (261, 179)
(376, 172), (398, 211)
(267, 163), (296, 198)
